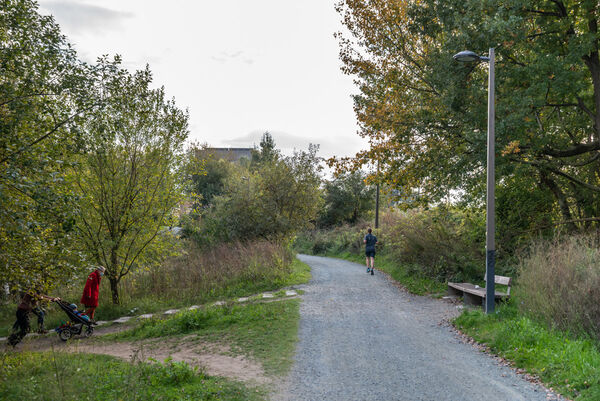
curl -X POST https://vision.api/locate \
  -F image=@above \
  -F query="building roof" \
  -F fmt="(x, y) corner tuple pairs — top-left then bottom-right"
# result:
(204, 147), (252, 162)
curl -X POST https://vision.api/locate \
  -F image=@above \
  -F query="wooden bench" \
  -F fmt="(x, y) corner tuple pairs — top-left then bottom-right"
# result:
(447, 275), (512, 307)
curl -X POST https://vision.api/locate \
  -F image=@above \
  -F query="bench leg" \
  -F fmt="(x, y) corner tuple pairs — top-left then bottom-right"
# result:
(463, 292), (483, 307)
(447, 286), (462, 297)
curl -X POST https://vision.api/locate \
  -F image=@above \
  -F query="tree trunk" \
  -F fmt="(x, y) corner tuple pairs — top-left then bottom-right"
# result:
(541, 171), (577, 231)
(109, 246), (120, 304)
(109, 276), (120, 305)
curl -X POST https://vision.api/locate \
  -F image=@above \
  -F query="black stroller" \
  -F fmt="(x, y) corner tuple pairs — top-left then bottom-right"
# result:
(54, 300), (96, 341)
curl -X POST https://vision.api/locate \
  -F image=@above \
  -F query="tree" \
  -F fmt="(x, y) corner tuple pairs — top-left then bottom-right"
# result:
(0, 0), (91, 291)
(205, 144), (322, 242)
(332, 0), (600, 233)
(319, 171), (375, 227)
(73, 58), (188, 304)
(251, 132), (280, 167)
(185, 146), (233, 208)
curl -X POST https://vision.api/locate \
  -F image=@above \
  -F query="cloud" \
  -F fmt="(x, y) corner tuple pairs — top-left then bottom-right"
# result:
(211, 50), (254, 65)
(39, 1), (133, 34)
(222, 130), (364, 158)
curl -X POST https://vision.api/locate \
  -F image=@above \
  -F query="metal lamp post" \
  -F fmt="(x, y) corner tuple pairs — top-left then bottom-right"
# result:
(453, 48), (496, 314)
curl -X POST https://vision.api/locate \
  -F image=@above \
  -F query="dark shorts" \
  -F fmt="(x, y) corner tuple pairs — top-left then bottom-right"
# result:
(365, 250), (375, 258)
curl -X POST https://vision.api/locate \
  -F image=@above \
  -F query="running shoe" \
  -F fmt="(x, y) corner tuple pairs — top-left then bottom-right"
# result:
(371, 268), (374, 275)
(366, 268), (370, 273)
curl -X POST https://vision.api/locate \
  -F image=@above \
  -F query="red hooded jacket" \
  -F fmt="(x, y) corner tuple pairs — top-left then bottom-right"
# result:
(81, 270), (101, 307)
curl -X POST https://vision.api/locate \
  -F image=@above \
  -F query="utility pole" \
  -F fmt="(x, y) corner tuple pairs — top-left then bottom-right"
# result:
(484, 48), (496, 314)
(375, 161), (380, 229)
(453, 48), (496, 314)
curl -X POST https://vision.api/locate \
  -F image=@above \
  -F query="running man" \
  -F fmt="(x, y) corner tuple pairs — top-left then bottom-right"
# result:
(364, 228), (378, 275)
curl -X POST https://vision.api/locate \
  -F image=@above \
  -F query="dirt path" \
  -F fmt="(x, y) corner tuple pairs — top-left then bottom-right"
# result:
(276, 254), (565, 401)
(13, 324), (269, 384)
(16, 333), (269, 384)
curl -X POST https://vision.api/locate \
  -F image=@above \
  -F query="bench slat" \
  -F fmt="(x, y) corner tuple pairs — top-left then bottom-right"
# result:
(448, 282), (510, 298)
(484, 275), (512, 286)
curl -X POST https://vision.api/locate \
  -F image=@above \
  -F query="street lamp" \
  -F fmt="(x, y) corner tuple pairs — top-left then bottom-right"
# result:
(454, 48), (496, 314)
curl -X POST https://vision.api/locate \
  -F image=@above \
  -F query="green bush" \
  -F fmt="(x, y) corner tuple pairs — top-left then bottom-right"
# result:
(386, 208), (485, 282)
(143, 358), (198, 386)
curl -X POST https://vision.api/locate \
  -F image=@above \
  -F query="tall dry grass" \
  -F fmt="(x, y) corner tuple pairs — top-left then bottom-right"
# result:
(517, 234), (600, 340)
(119, 240), (294, 303)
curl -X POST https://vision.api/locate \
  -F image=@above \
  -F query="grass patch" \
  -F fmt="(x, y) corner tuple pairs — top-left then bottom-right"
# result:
(318, 251), (446, 296)
(454, 303), (600, 400)
(285, 258), (311, 286)
(114, 300), (301, 376)
(0, 351), (264, 401)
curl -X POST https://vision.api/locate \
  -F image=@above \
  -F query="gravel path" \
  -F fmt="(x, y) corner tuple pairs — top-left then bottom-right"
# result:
(276, 254), (564, 401)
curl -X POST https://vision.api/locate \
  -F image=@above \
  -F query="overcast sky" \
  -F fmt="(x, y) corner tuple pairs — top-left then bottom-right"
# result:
(38, 0), (368, 159)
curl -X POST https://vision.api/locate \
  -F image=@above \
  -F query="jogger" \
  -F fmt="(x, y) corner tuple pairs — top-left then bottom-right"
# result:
(364, 228), (378, 275)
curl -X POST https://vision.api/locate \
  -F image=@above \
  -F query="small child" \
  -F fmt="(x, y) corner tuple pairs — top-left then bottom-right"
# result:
(68, 303), (91, 322)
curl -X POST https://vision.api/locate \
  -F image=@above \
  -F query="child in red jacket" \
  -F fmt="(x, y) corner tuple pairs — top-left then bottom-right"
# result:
(81, 266), (104, 320)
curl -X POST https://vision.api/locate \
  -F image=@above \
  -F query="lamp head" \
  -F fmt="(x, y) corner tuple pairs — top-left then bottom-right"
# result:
(453, 50), (482, 62)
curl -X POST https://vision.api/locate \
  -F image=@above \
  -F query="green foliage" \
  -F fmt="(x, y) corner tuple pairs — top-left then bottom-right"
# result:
(386, 207), (486, 282)
(334, 0), (600, 232)
(116, 299), (301, 375)
(0, 0), (90, 292)
(71, 57), (189, 304)
(318, 171), (375, 228)
(143, 358), (198, 386)
(200, 144), (322, 244)
(516, 234), (600, 340)
(0, 351), (262, 401)
(250, 132), (279, 168)
(185, 146), (233, 208)
(454, 304), (600, 401)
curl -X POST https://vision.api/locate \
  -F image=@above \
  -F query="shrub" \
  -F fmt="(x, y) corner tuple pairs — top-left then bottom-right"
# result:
(517, 234), (600, 340)
(386, 208), (485, 282)
(143, 357), (198, 386)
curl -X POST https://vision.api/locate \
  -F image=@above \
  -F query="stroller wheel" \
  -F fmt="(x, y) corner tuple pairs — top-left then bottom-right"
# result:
(83, 326), (94, 338)
(58, 329), (72, 342)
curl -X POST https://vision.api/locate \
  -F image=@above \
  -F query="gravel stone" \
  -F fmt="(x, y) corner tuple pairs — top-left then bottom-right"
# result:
(276, 254), (564, 401)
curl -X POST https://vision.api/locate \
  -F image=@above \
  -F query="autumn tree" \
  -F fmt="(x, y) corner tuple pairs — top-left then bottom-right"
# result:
(333, 0), (600, 234)
(73, 58), (188, 304)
